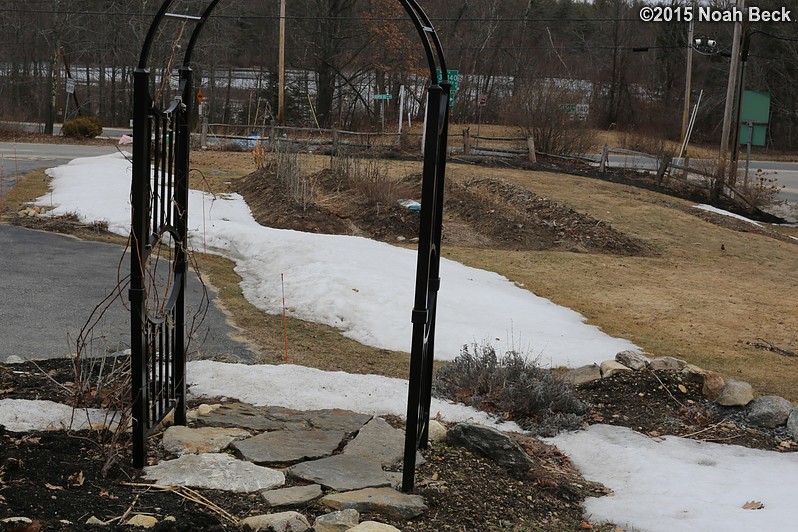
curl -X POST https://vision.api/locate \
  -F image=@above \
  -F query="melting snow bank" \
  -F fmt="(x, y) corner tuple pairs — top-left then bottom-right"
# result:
(0, 399), (114, 432)
(40, 152), (638, 366)
(186, 360), (523, 432)
(548, 424), (798, 532)
(694, 204), (762, 226)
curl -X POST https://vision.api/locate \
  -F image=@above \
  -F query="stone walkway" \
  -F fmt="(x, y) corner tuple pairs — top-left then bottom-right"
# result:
(143, 402), (429, 531)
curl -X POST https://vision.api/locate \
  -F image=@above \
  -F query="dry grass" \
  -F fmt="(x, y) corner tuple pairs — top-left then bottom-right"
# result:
(0, 168), (50, 220)
(441, 163), (798, 401)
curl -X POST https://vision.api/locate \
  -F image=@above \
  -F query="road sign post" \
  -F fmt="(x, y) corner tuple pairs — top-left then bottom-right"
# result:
(435, 69), (458, 105)
(373, 94), (392, 133)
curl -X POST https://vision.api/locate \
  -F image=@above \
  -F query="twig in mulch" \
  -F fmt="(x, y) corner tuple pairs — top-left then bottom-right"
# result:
(104, 493), (140, 525)
(649, 370), (687, 409)
(123, 483), (239, 524)
(752, 338), (797, 358)
(679, 418), (733, 440)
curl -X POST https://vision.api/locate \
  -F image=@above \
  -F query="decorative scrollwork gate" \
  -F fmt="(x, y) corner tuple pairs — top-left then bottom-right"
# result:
(132, 1), (449, 491)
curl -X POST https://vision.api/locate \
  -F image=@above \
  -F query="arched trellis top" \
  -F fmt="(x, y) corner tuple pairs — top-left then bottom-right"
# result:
(131, 0), (451, 494)
(137, 0), (448, 84)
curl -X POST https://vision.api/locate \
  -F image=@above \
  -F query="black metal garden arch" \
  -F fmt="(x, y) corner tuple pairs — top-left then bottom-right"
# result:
(131, 0), (450, 492)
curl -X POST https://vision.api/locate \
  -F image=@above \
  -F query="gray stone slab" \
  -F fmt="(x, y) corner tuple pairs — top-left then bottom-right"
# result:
(234, 430), (346, 464)
(240, 512), (310, 532)
(195, 403), (372, 433)
(261, 484), (323, 508)
(288, 455), (391, 492)
(304, 409), (373, 432)
(343, 417), (422, 467)
(321, 487), (427, 520)
(161, 425), (250, 455)
(313, 509), (360, 532)
(144, 453), (285, 493)
(195, 403), (307, 431)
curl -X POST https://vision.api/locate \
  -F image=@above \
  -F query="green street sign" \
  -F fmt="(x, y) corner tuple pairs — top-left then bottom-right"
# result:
(435, 69), (458, 106)
(738, 91), (770, 147)
(373, 94), (392, 100)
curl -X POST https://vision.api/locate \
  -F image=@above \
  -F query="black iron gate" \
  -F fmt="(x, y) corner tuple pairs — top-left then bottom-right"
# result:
(132, 2), (449, 489)
(130, 9), (196, 468)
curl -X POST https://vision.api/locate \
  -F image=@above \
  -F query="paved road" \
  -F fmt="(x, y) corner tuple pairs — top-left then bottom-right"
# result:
(595, 153), (798, 203)
(0, 225), (257, 363)
(0, 142), (121, 194)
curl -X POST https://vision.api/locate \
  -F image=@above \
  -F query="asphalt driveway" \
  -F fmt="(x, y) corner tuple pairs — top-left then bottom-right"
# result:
(0, 224), (257, 363)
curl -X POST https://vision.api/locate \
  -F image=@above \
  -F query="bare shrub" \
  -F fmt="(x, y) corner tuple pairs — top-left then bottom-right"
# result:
(273, 141), (314, 210)
(331, 155), (406, 205)
(741, 168), (782, 209)
(501, 81), (593, 157)
(433, 342), (589, 436)
(252, 143), (274, 170)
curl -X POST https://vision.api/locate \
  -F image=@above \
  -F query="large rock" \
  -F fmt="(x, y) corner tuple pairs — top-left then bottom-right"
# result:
(240, 512), (310, 532)
(233, 430), (345, 464)
(746, 396), (793, 428)
(313, 509), (359, 532)
(144, 453), (285, 493)
(701, 372), (726, 401)
(600, 360), (632, 378)
(288, 454), (390, 492)
(446, 423), (534, 478)
(615, 350), (650, 370)
(787, 409), (798, 440)
(716, 380), (754, 407)
(321, 487), (427, 520)
(427, 420), (448, 443)
(261, 485), (323, 508)
(561, 364), (601, 385)
(161, 425), (250, 455)
(648, 356), (687, 371)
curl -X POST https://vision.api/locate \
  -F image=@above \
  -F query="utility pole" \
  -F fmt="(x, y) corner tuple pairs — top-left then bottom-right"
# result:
(680, 15), (695, 148)
(719, 0), (745, 184)
(277, 0), (286, 125)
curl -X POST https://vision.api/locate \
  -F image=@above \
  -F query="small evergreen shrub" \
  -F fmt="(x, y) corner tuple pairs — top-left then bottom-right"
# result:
(61, 115), (103, 138)
(433, 342), (589, 436)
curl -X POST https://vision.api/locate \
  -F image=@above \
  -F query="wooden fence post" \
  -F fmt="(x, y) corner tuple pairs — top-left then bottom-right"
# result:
(599, 144), (608, 173)
(463, 128), (471, 155)
(656, 155), (672, 186)
(527, 136), (537, 163)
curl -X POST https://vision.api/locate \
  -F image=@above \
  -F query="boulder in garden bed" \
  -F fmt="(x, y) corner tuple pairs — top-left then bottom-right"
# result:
(446, 423), (535, 478)
(600, 360), (632, 378)
(746, 396), (793, 428)
(615, 350), (650, 371)
(716, 380), (754, 407)
(787, 409), (798, 440)
(562, 364), (601, 385)
(648, 356), (687, 371)
(701, 372), (726, 401)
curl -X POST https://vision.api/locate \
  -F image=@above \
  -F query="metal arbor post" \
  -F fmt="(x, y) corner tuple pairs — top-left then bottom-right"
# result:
(132, 2), (449, 485)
